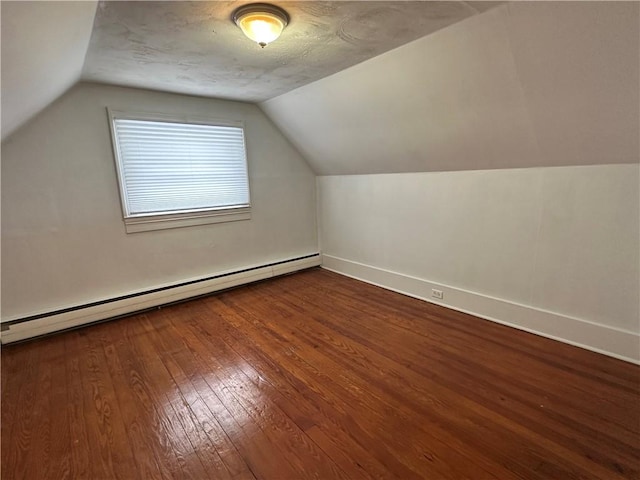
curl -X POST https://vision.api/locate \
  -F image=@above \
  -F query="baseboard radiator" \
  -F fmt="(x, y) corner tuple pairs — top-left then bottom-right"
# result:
(1, 253), (321, 344)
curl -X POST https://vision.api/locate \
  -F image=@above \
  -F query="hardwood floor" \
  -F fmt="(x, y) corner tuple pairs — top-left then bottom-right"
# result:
(2, 268), (639, 479)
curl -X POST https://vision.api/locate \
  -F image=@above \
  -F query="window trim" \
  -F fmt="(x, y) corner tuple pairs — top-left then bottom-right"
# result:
(107, 108), (251, 233)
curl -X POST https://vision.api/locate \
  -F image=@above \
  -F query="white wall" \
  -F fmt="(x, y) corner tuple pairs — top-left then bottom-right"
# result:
(319, 165), (640, 362)
(1, 83), (317, 320)
(260, 1), (640, 362)
(262, 2), (639, 175)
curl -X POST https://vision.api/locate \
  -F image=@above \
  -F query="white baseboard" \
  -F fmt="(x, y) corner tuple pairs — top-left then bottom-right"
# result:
(322, 254), (640, 364)
(1, 254), (321, 344)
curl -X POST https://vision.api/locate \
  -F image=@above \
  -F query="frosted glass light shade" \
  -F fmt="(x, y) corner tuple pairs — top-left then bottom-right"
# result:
(233, 3), (289, 48)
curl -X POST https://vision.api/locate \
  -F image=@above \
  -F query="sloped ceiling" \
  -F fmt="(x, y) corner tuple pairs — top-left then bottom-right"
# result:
(1, 1), (502, 140)
(3, 1), (637, 176)
(261, 1), (640, 174)
(82, 1), (501, 102)
(1, 1), (98, 140)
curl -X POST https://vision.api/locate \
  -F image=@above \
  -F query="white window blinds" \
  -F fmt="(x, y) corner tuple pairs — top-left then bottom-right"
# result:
(112, 118), (250, 217)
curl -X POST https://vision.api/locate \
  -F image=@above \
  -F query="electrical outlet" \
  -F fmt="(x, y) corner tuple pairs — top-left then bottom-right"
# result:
(431, 289), (444, 299)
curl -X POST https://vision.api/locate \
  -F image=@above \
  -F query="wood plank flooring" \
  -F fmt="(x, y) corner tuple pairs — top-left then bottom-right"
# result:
(2, 268), (639, 479)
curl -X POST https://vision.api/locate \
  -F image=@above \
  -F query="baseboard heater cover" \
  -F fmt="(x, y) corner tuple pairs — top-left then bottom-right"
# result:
(1, 253), (320, 344)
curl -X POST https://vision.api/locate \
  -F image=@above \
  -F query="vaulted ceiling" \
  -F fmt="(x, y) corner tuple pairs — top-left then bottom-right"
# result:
(83, 1), (502, 102)
(1, 1), (98, 139)
(262, 1), (640, 174)
(1, 0), (501, 139)
(2, 1), (637, 175)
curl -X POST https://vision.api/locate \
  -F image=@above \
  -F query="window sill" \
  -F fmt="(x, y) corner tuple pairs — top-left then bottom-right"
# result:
(124, 207), (251, 233)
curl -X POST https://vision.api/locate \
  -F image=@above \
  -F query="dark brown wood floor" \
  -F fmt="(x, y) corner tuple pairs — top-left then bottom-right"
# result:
(2, 268), (639, 479)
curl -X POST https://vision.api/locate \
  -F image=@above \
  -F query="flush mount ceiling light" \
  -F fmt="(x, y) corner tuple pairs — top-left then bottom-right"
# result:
(232, 3), (289, 48)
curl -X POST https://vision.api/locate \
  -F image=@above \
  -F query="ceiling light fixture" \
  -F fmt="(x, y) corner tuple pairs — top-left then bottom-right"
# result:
(232, 3), (289, 48)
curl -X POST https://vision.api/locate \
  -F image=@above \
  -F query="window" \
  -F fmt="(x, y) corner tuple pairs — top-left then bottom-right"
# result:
(108, 110), (251, 233)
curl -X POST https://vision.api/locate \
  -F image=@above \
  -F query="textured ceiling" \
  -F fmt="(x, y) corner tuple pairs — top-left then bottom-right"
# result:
(82, 1), (502, 102)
